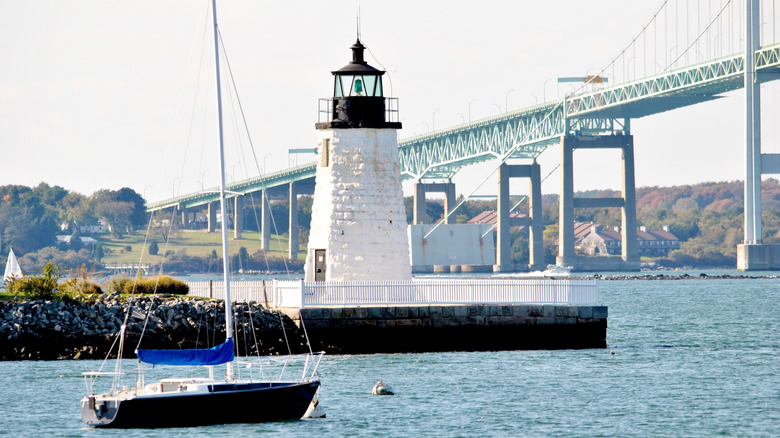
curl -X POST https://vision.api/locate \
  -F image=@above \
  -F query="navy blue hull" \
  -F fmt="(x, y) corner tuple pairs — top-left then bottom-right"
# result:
(81, 381), (319, 428)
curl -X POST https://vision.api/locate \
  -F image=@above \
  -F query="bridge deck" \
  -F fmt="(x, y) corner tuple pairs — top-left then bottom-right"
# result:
(148, 43), (780, 212)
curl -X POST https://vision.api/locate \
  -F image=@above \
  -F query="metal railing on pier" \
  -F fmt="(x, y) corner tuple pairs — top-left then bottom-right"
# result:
(185, 278), (598, 308)
(272, 278), (599, 308)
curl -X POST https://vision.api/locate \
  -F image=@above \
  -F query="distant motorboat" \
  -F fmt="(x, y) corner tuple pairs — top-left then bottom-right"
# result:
(542, 264), (571, 277)
(3, 248), (22, 281)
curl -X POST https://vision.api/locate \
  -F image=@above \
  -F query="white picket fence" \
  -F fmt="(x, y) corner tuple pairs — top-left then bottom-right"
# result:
(186, 280), (272, 305)
(186, 279), (598, 308)
(272, 279), (599, 308)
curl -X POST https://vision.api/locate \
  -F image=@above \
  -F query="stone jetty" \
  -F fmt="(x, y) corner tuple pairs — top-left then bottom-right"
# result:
(0, 294), (308, 361)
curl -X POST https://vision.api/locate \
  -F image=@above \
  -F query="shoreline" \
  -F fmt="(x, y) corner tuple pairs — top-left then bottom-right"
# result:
(0, 294), (308, 361)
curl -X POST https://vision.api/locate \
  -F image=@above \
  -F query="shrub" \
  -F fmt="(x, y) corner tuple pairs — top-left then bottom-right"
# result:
(148, 241), (159, 256)
(60, 279), (103, 296)
(5, 261), (61, 299)
(120, 276), (189, 295)
(105, 277), (132, 294)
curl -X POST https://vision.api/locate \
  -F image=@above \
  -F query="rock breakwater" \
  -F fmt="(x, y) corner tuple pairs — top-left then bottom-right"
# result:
(0, 295), (308, 361)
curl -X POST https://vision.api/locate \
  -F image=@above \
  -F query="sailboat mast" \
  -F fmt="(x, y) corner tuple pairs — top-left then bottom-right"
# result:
(211, 0), (235, 379)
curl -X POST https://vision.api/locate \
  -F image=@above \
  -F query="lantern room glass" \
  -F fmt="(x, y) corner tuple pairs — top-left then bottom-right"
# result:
(334, 74), (383, 97)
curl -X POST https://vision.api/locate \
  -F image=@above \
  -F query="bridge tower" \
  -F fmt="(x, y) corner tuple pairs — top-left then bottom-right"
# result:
(738, 0), (780, 270)
(304, 39), (410, 281)
(557, 133), (640, 271)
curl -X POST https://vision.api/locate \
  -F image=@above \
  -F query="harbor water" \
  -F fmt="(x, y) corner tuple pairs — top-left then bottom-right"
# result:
(1, 274), (779, 436)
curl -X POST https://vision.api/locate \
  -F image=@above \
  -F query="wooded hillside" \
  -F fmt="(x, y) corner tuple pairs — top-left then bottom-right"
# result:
(2, 179), (778, 273)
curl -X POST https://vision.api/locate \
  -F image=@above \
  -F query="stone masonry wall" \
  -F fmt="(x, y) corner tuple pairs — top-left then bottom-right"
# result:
(305, 128), (411, 281)
(284, 304), (608, 353)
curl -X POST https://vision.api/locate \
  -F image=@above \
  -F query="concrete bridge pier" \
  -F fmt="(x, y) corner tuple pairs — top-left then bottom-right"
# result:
(558, 134), (639, 271)
(289, 182), (299, 259)
(413, 181), (456, 224)
(737, 0), (780, 270)
(495, 162), (544, 272)
(261, 189), (271, 251)
(207, 202), (217, 233)
(233, 195), (243, 239)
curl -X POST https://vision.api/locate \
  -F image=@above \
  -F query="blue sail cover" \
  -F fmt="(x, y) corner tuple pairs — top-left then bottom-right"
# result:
(136, 338), (235, 366)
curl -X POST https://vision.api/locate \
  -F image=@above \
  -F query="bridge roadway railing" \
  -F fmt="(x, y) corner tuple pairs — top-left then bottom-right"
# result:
(567, 42), (780, 119)
(146, 162), (316, 212)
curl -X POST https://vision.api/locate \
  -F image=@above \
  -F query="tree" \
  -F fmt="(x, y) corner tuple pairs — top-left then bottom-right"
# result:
(93, 200), (133, 237)
(60, 192), (95, 230)
(148, 240), (159, 256)
(91, 188), (147, 233)
(69, 227), (83, 251)
(0, 201), (58, 255)
(113, 187), (148, 229)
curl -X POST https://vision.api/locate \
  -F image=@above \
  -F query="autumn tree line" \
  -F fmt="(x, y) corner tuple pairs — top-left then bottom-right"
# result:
(0, 184), (146, 272)
(2, 179), (779, 274)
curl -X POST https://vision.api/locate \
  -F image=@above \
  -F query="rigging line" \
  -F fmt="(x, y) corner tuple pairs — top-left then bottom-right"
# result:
(479, 164), (560, 239)
(247, 301), (263, 358)
(589, 0), (669, 88)
(218, 29), (263, 188)
(278, 313), (292, 355)
(365, 44), (394, 98)
(666, 0), (732, 71)
(151, 0), (210, 203)
(136, 191), (184, 351)
(246, 192), (272, 272)
(423, 101), (563, 240)
(265, 194), (292, 271)
(218, 39), (252, 195)
(195, 304), (205, 348)
(233, 303), (242, 377)
(176, 2), (213, 202)
(298, 313), (314, 355)
(218, 28), (291, 274)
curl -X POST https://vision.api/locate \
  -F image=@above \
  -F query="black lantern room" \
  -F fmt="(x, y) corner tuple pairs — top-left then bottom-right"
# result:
(315, 39), (401, 129)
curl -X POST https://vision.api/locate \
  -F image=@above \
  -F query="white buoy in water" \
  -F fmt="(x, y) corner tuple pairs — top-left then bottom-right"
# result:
(303, 397), (326, 418)
(372, 380), (394, 395)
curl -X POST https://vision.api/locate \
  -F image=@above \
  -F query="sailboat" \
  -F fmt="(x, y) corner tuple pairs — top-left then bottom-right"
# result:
(80, 0), (322, 428)
(3, 248), (22, 281)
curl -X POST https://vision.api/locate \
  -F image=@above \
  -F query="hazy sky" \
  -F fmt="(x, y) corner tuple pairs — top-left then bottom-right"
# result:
(2, 0), (779, 201)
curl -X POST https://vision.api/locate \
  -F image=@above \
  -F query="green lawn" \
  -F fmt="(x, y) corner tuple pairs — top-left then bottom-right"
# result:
(97, 230), (304, 263)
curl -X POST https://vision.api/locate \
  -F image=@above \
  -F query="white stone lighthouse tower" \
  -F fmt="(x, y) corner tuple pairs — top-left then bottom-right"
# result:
(304, 39), (411, 282)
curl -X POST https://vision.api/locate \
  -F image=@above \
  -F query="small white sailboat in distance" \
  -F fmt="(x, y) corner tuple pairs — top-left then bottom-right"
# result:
(4, 248), (22, 281)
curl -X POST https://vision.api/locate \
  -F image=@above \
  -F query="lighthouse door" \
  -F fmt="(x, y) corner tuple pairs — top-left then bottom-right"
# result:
(314, 249), (327, 281)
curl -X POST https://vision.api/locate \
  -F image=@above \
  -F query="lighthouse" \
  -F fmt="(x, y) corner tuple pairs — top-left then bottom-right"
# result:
(304, 38), (411, 282)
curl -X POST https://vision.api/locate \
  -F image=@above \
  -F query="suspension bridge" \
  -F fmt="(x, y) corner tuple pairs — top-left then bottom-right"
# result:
(147, 0), (780, 271)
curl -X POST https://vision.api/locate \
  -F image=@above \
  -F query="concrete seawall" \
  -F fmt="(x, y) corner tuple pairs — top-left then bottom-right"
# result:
(282, 304), (607, 353)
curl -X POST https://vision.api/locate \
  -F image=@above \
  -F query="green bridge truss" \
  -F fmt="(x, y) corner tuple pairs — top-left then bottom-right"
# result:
(148, 43), (780, 212)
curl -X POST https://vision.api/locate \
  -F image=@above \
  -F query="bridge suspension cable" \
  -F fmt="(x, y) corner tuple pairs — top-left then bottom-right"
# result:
(575, 0), (778, 92)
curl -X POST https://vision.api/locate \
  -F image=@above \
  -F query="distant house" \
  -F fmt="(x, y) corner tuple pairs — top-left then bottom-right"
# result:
(467, 211), (530, 229)
(637, 226), (681, 256)
(56, 235), (98, 249)
(577, 224), (622, 255)
(576, 223), (680, 256)
(59, 221), (109, 235)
